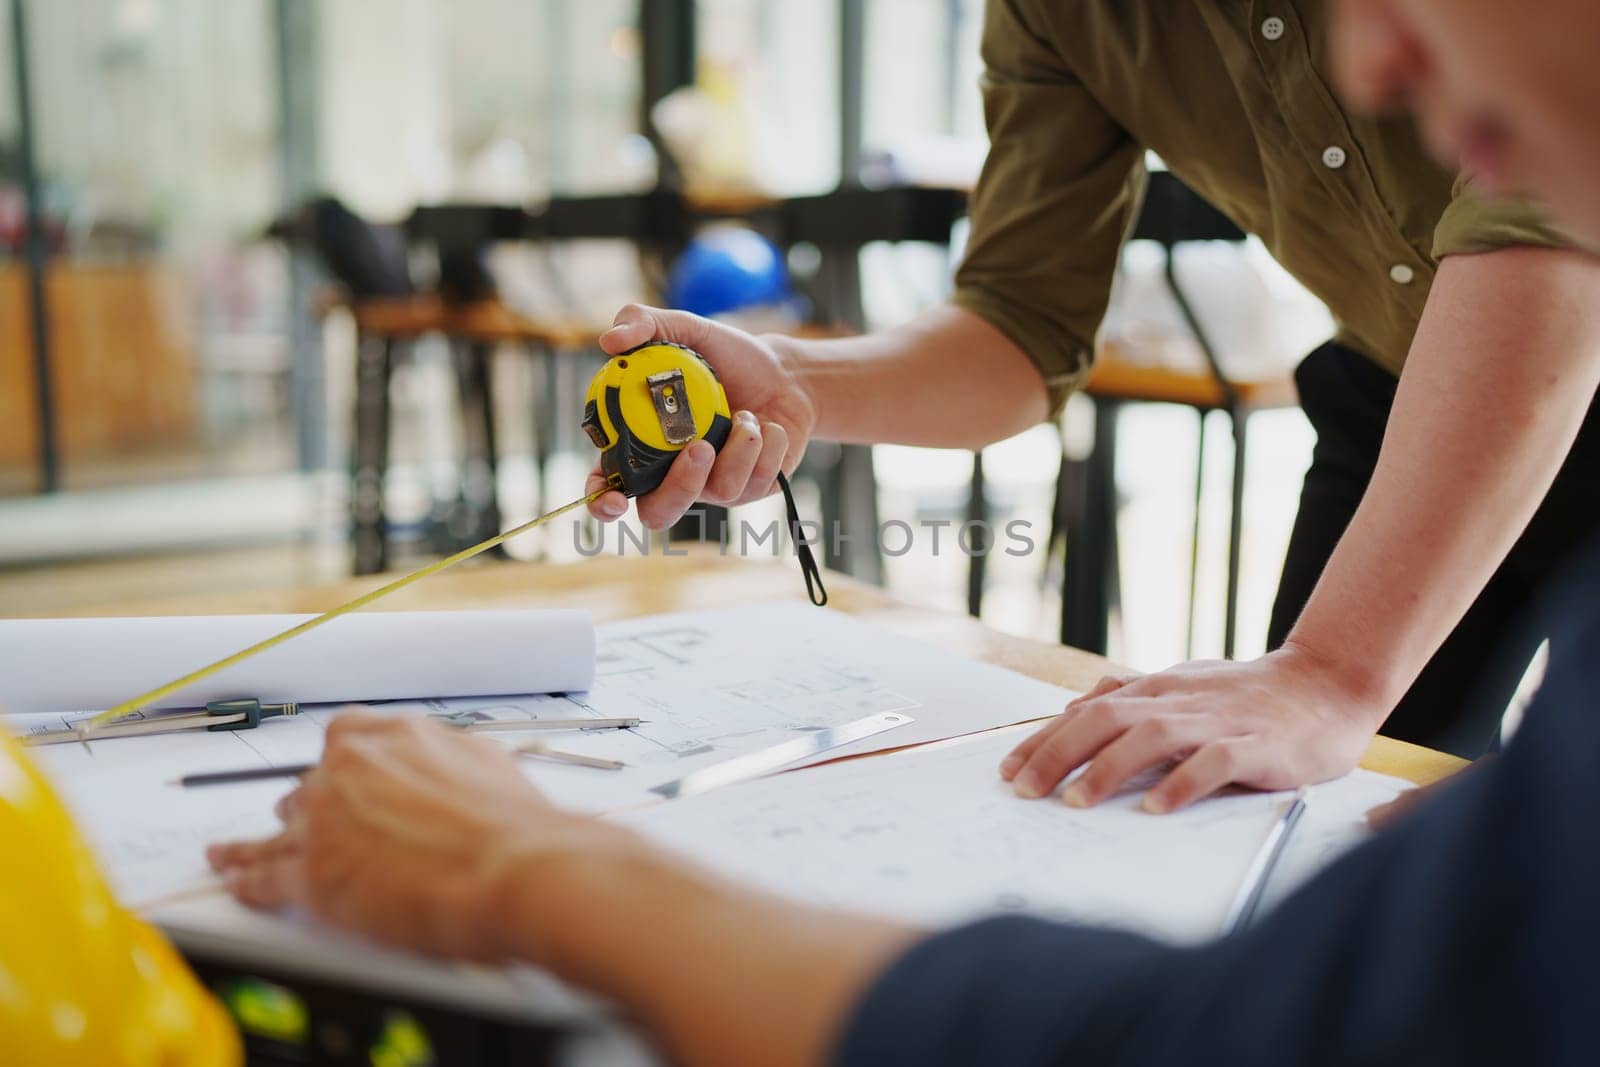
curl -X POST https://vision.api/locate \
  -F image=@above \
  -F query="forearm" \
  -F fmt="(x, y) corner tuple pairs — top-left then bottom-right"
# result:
(1286, 247), (1600, 712)
(768, 304), (1049, 450)
(500, 833), (916, 1067)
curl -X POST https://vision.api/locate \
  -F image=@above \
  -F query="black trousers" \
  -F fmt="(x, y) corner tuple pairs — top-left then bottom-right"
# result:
(1266, 342), (1600, 757)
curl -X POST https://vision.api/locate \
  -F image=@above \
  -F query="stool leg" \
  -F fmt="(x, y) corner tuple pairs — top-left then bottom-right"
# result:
(450, 339), (504, 553)
(822, 444), (882, 584)
(351, 332), (393, 575)
(1223, 407), (1249, 659)
(1054, 452), (1084, 646)
(532, 345), (558, 519)
(1186, 410), (1209, 659)
(474, 342), (504, 544)
(1061, 399), (1120, 655)
(1045, 438), (1071, 572)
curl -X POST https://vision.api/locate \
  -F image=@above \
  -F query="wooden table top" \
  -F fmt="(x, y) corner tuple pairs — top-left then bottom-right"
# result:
(77, 549), (1464, 786)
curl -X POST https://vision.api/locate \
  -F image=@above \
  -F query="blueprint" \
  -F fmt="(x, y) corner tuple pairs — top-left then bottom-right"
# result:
(15, 602), (1076, 906)
(617, 723), (1411, 943)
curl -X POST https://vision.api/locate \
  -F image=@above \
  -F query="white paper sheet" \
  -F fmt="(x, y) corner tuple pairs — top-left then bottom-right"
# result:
(615, 724), (1413, 944)
(13, 603), (1076, 906)
(461, 602), (1077, 812)
(0, 609), (595, 714)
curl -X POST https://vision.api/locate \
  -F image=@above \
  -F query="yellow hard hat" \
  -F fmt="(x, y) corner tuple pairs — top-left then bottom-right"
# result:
(0, 730), (240, 1065)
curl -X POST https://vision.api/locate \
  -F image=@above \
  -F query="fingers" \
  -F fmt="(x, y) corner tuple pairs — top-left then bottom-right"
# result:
(1008, 699), (1143, 799)
(1364, 792), (1411, 830)
(323, 708), (388, 743)
(1142, 738), (1259, 813)
(208, 830), (306, 910)
(999, 674), (1138, 782)
(206, 835), (289, 873)
(1060, 715), (1213, 808)
(275, 787), (303, 823)
(635, 440), (715, 529)
(599, 304), (716, 356)
(585, 413), (781, 521)
(585, 467), (627, 521)
(1364, 782), (1432, 829)
(702, 412), (762, 504)
(735, 422), (789, 504)
(1000, 720), (1058, 783)
(633, 414), (792, 521)
(220, 854), (305, 910)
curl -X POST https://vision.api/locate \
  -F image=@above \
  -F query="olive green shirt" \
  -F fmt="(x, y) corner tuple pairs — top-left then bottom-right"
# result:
(954, 0), (1568, 412)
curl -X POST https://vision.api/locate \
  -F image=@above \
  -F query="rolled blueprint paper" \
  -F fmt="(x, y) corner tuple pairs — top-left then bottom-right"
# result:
(0, 610), (595, 714)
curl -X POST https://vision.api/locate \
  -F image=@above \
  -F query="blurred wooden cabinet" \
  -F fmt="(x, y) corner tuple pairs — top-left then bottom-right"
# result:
(1, 262), (196, 466)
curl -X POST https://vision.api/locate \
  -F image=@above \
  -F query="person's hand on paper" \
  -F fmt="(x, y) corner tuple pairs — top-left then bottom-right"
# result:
(206, 711), (637, 961)
(999, 647), (1382, 813)
(209, 710), (917, 1067)
(586, 304), (816, 530)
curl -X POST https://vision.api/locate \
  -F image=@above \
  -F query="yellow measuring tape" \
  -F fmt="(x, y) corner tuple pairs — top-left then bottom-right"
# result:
(82, 339), (824, 736)
(83, 489), (607, 733)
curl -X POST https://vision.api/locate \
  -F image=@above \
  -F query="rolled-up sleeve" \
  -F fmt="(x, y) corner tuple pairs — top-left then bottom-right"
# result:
(1432, 173), (1572, 258)
(952, 0), (1144, 416)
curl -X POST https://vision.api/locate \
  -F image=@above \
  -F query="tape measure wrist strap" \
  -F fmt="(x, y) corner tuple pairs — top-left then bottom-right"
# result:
(777, 472), (828, 607)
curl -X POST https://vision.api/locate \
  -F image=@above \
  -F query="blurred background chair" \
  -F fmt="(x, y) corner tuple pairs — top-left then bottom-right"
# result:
(279, 197), (598, 575)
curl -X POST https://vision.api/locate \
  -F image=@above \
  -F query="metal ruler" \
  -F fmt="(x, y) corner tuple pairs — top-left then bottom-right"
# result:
(649, 711), (914, 799)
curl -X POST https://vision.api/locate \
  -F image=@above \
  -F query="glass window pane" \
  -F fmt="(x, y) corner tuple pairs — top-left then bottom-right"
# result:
(316, 0), (643, 212)
(697, 0), (838, 195)
(16, 0), (285, 492)
(0, 4), (30, 495)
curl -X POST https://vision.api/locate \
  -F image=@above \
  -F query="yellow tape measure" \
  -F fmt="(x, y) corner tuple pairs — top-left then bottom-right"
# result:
(84, 341), (822, 734)
(582, 341), (732, 498)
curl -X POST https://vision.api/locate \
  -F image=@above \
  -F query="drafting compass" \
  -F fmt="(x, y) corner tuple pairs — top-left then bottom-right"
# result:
(26, 699), (299, 747)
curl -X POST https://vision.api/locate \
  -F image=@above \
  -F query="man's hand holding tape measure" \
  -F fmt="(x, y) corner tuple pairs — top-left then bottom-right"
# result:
(77, 305), (834, 735)
(586, 304), (818, 530)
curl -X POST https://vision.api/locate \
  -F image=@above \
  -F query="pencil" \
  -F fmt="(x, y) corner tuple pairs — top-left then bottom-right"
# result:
(1222, 787), (1309, 935)
(511, 740), (626, 770)
(169, 763), (314, 788)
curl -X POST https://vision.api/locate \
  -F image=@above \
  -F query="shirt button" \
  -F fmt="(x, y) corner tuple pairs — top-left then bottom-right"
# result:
(1321, 145), (1348, 169)
(1261, 16), (1286, 40)
(1389, 264), (1416, 285)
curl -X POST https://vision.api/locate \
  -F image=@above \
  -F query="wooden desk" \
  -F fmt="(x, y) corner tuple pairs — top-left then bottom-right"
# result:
(79, 551), (1464, 786)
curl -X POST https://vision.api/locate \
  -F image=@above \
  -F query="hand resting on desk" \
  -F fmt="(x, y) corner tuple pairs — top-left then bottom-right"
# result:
(1000, 645), (1380, 813)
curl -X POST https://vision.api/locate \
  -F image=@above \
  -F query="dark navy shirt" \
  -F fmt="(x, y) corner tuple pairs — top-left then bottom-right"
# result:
(838, 551), (1600, 1067)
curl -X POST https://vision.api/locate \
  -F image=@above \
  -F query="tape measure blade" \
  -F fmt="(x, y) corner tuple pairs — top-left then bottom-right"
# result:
(84, 489), (605, 731)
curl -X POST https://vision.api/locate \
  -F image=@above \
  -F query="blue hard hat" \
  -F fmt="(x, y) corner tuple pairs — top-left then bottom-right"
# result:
(666, 227), (792, 318)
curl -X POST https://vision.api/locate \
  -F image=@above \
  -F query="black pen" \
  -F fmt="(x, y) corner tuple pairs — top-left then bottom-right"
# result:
(169, 763), (314, 788)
